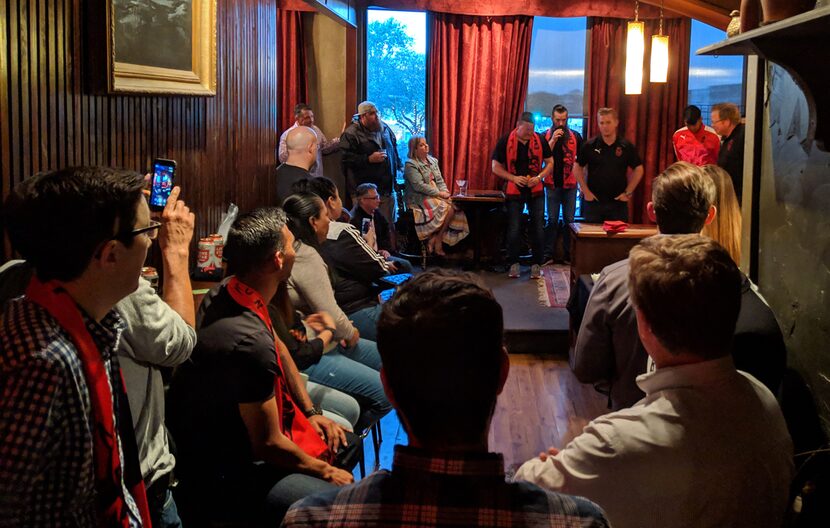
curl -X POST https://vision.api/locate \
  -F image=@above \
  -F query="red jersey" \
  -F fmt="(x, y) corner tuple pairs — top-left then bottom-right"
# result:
(672, 125), (720, 166)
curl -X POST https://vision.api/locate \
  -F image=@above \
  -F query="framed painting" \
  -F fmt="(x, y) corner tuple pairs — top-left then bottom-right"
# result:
(95, 0), (217, 95)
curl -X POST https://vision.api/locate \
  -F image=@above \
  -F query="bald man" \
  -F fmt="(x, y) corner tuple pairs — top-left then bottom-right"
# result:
(277, 126), (319, 204)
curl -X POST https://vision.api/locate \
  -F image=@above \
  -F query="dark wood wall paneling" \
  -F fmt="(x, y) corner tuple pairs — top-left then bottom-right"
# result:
(1, 0), (280, 261)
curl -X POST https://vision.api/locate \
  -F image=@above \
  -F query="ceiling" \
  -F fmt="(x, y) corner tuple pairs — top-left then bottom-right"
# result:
(642, 0), (740, 28)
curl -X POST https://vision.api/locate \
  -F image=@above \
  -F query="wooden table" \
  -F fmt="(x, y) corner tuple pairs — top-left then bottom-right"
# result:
(567, 222), (657, 341)
(568, 222), (658, 288)
(451, 190), (505, 269)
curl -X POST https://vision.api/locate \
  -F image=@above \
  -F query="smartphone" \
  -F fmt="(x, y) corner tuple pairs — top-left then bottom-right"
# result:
(361, 217), (372, 235)
(149, 158), (176, 211)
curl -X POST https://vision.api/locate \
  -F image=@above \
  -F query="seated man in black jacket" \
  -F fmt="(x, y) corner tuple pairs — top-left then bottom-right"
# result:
(293, 177), (389, 342)
(350, 183), (413, 273)
(572, 162), (787, 410)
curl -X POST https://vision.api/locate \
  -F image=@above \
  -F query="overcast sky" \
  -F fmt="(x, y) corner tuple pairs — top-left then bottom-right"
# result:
(366, 11), (742, 93)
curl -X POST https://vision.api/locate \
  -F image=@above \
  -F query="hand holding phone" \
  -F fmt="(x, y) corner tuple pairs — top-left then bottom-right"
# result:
(149, 158), (177, 211)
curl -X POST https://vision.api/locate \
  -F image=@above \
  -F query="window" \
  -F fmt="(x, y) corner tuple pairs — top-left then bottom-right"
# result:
(688, 20), (746, 123)
(366, 9), (427, 169)
(526, 17), (588, 218)
(526, 17), (588, 136)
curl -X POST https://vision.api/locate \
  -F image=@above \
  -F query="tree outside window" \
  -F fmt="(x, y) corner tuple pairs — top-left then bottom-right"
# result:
(366, 10), (427, 172)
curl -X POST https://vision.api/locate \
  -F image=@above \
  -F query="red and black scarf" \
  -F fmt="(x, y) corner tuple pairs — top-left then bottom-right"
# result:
(25, 277), (152, 528)
(544, 127), (579, 189)
(505, 129), (545, 196)
(226, 277), (330, 461)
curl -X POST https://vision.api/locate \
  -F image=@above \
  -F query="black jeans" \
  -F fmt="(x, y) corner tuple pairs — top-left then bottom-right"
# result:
(506, 193), (545, 265)
(581, 199), (629, 223)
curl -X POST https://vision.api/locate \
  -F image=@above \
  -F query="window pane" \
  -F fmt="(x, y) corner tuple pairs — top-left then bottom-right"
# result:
(366, 9), (427, 171)
(526, 17), (587, 220)
(688, 20), (745, 123)
(526, 17), (587, 135)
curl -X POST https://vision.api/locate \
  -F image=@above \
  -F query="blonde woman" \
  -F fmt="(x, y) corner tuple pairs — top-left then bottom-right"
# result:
(403, 136), (469, 255)
(701, 164), (741, 265)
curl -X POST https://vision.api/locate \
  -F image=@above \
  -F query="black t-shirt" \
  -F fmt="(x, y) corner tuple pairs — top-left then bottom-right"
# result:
(492, 132), (553, 177)
(168, 282), (278, 480)
(577, 136), (642, 202)
(717, 123), (745, 204)
(551, 129), (583, 188)
(276, 163), (311, 205)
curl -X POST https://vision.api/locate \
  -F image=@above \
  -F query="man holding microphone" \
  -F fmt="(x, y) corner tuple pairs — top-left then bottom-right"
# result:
(543, 105), (583, 264)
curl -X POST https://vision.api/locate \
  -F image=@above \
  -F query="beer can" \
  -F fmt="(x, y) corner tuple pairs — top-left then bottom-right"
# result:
(197, 237), (215, 272)
(141, 266), (159, 293)
(209, 234), (224, 269)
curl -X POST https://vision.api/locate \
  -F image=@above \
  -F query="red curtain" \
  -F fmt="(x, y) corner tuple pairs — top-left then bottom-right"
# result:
(277, 10), (308, 133)
(587, 16), (691, 223)
(427, 14), (533, 192)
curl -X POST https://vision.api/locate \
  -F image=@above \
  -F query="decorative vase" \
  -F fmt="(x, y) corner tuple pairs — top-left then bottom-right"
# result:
(727, 10), (742, 37)
(760, 0), (814, 23)
(740, 0), (761, 32)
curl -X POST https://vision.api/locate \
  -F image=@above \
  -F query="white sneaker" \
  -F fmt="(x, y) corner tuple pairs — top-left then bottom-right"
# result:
(508, 263), (521, 278)
(530, 264), (542, 279)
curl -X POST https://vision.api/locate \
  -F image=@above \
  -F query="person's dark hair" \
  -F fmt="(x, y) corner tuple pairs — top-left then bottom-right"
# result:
(377, 270), (504, 445)
(518, 111), (535, 125)
(291, 176), (338, 203)
(282, 193), (326, 249)
(224, 207), (288, 276)
(683, 105), (702, 126)
(3, 166), (145, 281)
(629, 234), (741, 359)
(294, 103), (311, 116)
(651, 162), (716, 234)
(552, 104), (568, 115)
(355, 183), (378, 198)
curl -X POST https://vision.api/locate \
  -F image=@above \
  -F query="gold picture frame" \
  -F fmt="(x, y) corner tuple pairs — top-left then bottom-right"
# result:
(103, 0), (217, 95)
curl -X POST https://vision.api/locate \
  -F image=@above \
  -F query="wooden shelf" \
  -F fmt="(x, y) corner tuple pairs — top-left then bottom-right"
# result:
(696, 6), (830, 150)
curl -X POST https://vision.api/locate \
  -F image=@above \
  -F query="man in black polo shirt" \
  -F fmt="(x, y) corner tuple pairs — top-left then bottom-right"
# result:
(711, 102), (745, 205)
(168, 208), (353, 526)
(492, 112), (553, 280)
(574, 108), (644, 223)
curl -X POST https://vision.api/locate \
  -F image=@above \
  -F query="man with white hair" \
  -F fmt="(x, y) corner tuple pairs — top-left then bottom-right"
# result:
(277, 125), (318, 204)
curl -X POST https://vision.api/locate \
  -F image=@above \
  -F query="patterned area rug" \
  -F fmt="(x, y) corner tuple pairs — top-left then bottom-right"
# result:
(537, 264), (571, 308)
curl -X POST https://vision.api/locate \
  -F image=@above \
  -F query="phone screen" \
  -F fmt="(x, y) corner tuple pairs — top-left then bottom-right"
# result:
(149, 159), (176, 210)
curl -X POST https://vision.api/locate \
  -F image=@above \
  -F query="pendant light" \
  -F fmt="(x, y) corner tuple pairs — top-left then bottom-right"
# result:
(650, 1), (669, 83)
(625, 1), (645, 95)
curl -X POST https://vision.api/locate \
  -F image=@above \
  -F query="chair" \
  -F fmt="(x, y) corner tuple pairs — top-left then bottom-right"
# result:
(395, 208), (430, 270)
(356, 420), (384, 477)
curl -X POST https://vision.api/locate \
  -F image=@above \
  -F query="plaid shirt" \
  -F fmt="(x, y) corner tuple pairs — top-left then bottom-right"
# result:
(0, 296), (141, 527)
(283, 445), (609, 527)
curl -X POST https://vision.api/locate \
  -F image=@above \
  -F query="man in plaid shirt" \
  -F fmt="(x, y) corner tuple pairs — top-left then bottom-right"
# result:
(0, 167), (153, 527)
(283, 270), (609, 527)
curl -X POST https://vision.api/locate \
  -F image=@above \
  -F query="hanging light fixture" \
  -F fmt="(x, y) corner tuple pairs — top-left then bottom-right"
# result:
(650, 1), (669, 83)
(625, 1), (645, 95)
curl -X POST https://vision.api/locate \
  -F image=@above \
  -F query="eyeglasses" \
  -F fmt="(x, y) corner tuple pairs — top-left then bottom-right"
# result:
(361, 195), (381, 201)
(125, 220), (162, 240)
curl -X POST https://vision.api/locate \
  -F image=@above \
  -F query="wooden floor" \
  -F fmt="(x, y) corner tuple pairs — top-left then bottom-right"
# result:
(356, 353), (607, 478)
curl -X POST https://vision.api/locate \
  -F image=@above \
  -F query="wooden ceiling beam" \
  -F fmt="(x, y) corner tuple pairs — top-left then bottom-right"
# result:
(640, 0), (733, 29)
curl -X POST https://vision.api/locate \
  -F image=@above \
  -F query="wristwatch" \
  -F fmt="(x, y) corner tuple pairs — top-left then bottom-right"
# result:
(304, 405), (323, 417)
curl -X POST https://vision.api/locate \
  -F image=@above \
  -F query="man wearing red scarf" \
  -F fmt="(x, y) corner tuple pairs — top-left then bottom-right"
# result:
(492, 112), (553, 280)
(167, 207), (353, 526)
(1, 167), (154, 527)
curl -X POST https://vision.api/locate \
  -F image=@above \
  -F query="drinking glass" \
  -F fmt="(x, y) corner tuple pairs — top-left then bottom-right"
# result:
(457, 179), (467, 196)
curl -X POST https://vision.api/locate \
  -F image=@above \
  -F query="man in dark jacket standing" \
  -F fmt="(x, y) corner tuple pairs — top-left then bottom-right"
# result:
(340, 101), (402, 227)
